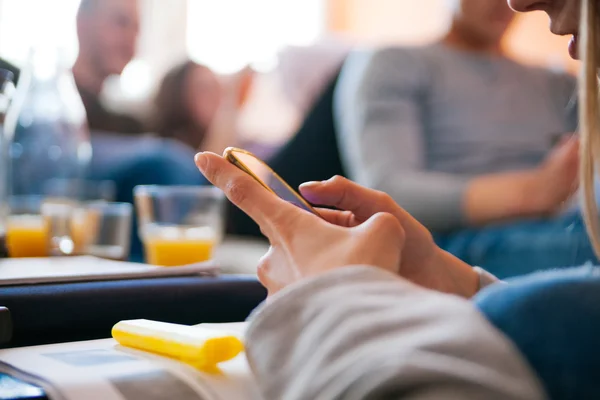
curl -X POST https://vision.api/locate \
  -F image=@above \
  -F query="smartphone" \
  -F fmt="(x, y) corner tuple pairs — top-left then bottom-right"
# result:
(223, 147), (320, 216)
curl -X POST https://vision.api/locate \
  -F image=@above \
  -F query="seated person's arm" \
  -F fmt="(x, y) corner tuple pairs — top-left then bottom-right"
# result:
(200, 69), (252, 154)
(246, 267), (545, 400)
(335, 49), (575, 231)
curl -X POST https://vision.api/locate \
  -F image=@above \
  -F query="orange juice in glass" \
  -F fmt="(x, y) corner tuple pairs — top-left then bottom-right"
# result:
(6, 214), (48, 257)
(134, 186), (225, 267)
(143, 225), (218, 266)
(7, 195), (80, 258)
(6, 196), (49, 258)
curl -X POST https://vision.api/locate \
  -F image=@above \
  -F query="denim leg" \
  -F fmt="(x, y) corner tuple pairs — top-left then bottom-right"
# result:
(88, 134), (207, 262)
(474, 266), (600, 398)
(436, 213), (598, 279)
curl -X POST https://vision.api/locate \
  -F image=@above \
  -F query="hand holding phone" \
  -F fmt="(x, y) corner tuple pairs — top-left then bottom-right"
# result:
(195, 150), (403, 296)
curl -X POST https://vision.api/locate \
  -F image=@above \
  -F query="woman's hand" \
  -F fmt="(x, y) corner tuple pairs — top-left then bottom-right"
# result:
(464, 136), (579, 226)
(195, 153), (405, 295)
(300, 177), (479, 298)
(531, 135), (579, 214)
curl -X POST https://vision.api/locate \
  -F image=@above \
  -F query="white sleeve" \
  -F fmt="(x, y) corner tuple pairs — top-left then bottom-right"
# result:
(245, 267), (545, 400)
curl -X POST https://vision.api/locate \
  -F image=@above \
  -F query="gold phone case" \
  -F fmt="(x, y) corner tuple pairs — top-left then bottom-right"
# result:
(223, 147), (320, 216)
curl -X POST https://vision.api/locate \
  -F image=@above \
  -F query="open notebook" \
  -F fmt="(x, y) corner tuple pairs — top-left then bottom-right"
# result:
(0, 322), (259, 400)
(0, 256), (219, 286)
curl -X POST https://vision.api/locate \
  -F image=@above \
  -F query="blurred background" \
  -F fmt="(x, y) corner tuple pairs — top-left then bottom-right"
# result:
(0, 0), (576, 148)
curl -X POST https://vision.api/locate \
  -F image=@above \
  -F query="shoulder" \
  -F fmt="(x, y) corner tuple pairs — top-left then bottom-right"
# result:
(474, 266), (600, 399)
(337, 45), (431, 99)
(343, 45), (432, 79)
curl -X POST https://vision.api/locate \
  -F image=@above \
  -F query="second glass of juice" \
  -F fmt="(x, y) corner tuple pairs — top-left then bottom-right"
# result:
(134, 186), (225, 267)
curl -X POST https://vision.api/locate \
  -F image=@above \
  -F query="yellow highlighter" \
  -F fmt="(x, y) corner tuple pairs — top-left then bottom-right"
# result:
(112, 319), (244, 373)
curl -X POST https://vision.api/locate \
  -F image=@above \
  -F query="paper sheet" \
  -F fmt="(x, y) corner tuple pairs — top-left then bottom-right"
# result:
(0, 256), (218, 286)
(0, 323), (260, 400)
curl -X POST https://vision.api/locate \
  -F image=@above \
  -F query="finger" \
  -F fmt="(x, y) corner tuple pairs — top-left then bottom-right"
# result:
(357, 212), (404, 240)
(315, 208), (361, 228)
(195, 152), (308, 237)
(257, 249), (279, 293)
(300, 176), (399, 220)
(257, 247), (290, 296)
(355, 212), (405, 273)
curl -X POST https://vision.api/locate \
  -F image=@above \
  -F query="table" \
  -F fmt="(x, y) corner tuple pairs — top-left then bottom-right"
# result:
(0, 276), (266, 399)
(0, 237), (269, 348)
(214, 237), (269, 275)
(0, 238), (269, 398)
(0, 275), (266, 349)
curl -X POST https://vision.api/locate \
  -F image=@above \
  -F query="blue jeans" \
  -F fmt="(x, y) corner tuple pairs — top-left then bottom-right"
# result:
(435, 212), (598, 279)
(88, 133), (207, 261)
(475, 266), (600, 398)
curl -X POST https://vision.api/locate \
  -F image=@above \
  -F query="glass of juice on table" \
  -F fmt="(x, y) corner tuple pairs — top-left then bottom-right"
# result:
(7, 196), (49, 257)
(7, 195), (81, 257)
(134, 186), (225, 267)
(7, 196), (47, 257)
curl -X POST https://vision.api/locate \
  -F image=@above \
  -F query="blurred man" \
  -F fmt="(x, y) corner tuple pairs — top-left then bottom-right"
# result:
(74, 0), (145, 134)
(75, 0), (207, 261)
(335, 0), (594, 277)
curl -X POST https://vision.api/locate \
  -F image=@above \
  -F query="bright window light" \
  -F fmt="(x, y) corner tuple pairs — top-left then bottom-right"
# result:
(0, 0), (81, 67)
(187, 0), (324, 74)
(120, 59), (152, 100)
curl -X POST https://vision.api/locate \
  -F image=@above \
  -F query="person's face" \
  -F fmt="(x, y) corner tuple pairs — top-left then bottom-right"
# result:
(451, 0), (516, 45)
(81, 0), (140, 76)
(184, 66), (222, 129)
(508, 0), (581, 59)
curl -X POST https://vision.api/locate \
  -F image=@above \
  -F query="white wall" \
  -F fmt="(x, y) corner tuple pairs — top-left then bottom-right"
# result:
(331, 0), (577, 73)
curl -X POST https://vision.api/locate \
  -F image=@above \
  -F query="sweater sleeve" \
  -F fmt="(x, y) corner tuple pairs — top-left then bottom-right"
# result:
(334, 48), (469, 231)
(245, 266), (545, 400)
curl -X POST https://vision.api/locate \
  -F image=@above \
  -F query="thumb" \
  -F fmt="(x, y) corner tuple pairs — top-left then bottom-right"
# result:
(357, 212), (405, 242)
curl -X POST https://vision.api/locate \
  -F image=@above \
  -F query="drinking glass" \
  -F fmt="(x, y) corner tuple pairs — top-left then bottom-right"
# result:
(134, 186), (225, 267)
(71, 202), (132, 260)
(6, 196), (48, 257)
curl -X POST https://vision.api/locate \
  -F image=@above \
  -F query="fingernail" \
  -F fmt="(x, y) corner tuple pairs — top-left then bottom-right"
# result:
(300, 181), (320, 189)
(195, 152), (207, 171)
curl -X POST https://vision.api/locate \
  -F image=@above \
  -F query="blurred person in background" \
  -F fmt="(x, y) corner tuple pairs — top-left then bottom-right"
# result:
(74, 0), (146, 134)
(335, 0), (590, 277)
(153, 61), (253, 154)
(74, 0), (207, 261)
